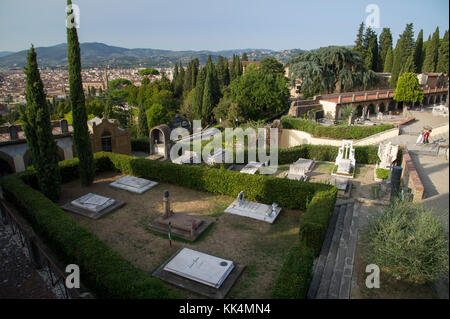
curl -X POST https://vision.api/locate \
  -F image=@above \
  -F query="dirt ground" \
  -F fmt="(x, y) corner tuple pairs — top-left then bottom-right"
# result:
(57, 171), (302, 299)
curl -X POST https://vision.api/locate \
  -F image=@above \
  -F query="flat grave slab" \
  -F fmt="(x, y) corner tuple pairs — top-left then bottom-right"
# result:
(287, 158), (315, 181)
(224, 196), (281, 224)
(109, 175), (158, 194)
(148, 214), (212, 242)
(240, 161), (263, 174)
(61, 193), (125, 219)
(153, 248), (245, 299)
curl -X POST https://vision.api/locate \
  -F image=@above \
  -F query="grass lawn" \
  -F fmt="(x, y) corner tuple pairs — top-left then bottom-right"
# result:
(57, 171), (303, 299)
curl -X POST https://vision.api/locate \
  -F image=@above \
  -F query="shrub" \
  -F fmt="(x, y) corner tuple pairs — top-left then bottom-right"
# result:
(376, 168), (389, 179)
(362, 199), (449, 284)
(281, 116), (395, 140)
(270, 240), (315, 299)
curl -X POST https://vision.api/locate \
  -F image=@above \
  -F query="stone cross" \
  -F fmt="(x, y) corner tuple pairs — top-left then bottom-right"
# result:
(237, 191), (245, 206)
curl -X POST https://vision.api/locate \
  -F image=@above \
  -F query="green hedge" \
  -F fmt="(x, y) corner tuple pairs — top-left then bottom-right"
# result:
(281, 116), (395, 140)
(0, 173), (179, 299)
(131, 137), (150, 153)
(271, 187), (337, 298)
(299, 188), (338, 255)
(270, 240), (315, 299)
(102, 152), (331, 210)
(279, 144), (403, 166)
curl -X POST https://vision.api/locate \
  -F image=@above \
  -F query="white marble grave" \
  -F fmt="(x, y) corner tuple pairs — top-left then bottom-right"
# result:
(377, 142), (398, 169)
(287, 158), (315, 181)
(335, 140), (355, 175)
(224, 191), (281, 223)
(163, 248), (235, 288)
(109, 175), (158, 194)
(240, 161), (264, 175)
(71, 193), (116, 213)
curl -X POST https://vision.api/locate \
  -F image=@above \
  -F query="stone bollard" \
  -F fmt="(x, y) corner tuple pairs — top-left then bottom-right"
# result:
(163, 190), (171, 219)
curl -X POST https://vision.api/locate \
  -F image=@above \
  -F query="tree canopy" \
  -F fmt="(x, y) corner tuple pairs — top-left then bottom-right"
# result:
(229, 67), (289, 121)
(288, 46), (378, 98)
(394, 72), (424, 104)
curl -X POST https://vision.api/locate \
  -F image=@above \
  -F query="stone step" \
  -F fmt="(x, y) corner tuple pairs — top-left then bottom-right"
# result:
(328, 202), (354, 299)
(339, 202), (360, 299)
(315, 203), (347, 299)
(306, 204), (341, 299)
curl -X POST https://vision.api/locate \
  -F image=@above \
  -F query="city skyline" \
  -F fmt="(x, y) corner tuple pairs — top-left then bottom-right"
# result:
(0, 0), (449, 52)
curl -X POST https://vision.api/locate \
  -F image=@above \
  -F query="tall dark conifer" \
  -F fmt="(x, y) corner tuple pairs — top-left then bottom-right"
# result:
(412, 29), (424, 73)
(437, 30), (449, 74)
(423, 27), (440, 72)
(66, 0), (95, 185)
(20, 46), (61, 201)
(390, 23), (415, 87)
(379, 28), (393, 71)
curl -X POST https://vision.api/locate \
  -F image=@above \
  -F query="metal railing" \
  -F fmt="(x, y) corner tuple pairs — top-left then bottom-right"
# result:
(0, 199), (84, 299)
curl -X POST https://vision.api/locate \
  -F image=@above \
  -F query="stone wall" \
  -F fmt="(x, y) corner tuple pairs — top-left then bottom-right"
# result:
(400, 149), (424, 202)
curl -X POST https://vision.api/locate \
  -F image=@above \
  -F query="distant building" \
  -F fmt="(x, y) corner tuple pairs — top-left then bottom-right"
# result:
(0, 117), (131, 176)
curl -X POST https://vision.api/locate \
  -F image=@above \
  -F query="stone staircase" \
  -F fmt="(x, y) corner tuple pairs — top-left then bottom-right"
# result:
(306, 200), (359, 299)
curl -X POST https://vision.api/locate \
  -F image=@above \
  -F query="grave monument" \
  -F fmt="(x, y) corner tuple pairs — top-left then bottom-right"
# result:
(153, 248), (245, 299)
(377, 142), (398, 169)
(224, 191), (281, 223)
(148, 190), (212, 241)
(109, 175), (158, 194)
(61, 193), (125, 219)
(287, 158), (315, 181)
(334, 140), (356, 176)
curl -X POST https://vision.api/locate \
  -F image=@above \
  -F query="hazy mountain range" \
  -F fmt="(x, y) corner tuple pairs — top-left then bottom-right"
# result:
(0, 42), (305, 69)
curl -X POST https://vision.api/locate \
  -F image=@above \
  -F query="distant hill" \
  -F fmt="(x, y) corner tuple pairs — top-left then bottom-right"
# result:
(0, 51), (14, 58)
(0, 42), (305, 68)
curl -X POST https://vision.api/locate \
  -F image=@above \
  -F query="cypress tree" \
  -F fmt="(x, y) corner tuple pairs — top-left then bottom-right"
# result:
(202, 70), (215, 124)
(192, 68), (206, 120)
(390, 23), (415, 87)
(423, 27), (440, 72)
(354, 22), (366, 59)
(216, 56), (230, 90)
(364, 28), (379, 71)
(436, 30), (449, 74)
(137, 101), (148, 137)
(20, 45), (61, 201)
(412, 29), (424, 73)
(242, 52), (248, 61)
(66, 0), (95, 185)
(383, 46), (394, 72)
(379, 28), (393, 71)
(401, 54), (416, 74)
(184, 62), (193, 92)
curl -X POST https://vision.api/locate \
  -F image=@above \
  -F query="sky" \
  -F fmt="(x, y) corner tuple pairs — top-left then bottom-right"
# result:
(0, 0), (448, 52)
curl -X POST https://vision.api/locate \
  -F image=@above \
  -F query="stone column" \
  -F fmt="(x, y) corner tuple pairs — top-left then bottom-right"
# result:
(163, 190), (172, 219)
(352, 94), (355, 102)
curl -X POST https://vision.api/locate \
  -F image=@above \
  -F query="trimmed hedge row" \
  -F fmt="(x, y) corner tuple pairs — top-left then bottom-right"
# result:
(281, 116), (395, 140)
(101, 152), (332, 210)
(271, 187), (337, 298)
(0, 172), (179, 299)
(270, 240), (315, 298)
(279, 144), (403, 166)
(299, 188), (338, 255)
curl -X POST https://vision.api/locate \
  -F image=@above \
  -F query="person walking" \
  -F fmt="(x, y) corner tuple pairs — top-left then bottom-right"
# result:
(416, 129), (424, 144)
(423, 129), (431, 145)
